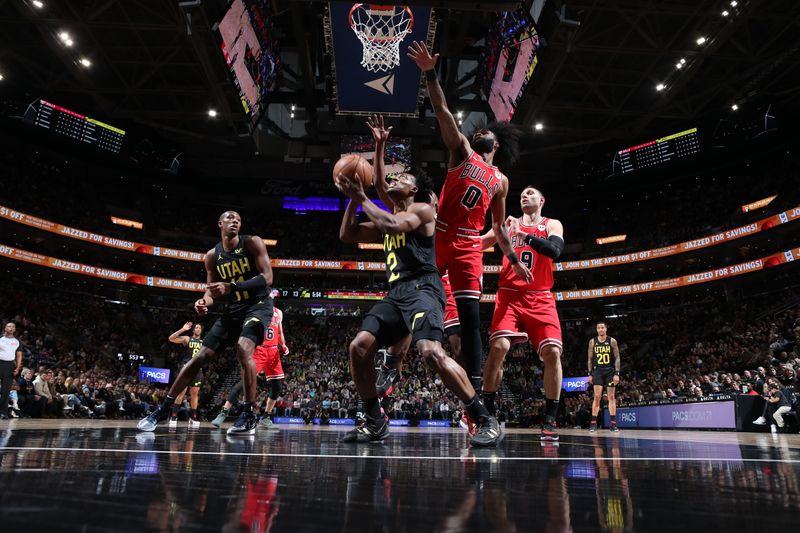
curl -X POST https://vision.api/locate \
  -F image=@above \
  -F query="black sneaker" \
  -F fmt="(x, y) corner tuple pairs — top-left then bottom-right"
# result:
(342, 415), (389, 443)
(471, 415), (503, 447)
(137, 405), (170, 432)
(610, 423), (620, 432)
(540, 419), (559, 441)
(226, 411), (257, 436)
(376, 365), (401, 398)
(589, 423), (598, 433)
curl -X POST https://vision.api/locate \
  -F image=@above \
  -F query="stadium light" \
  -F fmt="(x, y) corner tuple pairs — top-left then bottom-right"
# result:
(696, 36), (707, 45)
(0, 73), (4, 81)
(79, 58), (91, 68)
(457, 110), (463, 119)
(730, 1), (738, 6)
(722, 10), (729, 17)
(676, 61), (684, 69)
(534, 122), (544, 131)
(208, 109), (217, 117)
(680, 58), (686, 64)
(731, 104), (739, 111)
(58, 31), (70, 41)
(656, 83), (666, 92)
(32, 0), (44, 8)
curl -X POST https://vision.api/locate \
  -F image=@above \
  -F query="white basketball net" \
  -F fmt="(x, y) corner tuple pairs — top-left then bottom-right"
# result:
(349, 4), (414, 72)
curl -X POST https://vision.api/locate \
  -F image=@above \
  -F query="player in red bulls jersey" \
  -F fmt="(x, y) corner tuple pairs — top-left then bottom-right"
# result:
(480, 186), (565, 441)
(252, 304), (288, 430)
(408, 41), (532, 402)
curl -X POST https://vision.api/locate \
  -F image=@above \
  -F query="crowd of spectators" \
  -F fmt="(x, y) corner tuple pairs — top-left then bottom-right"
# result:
(2, 271), (799, 429)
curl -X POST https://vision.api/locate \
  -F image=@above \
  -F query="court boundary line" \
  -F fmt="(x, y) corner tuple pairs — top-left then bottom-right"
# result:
(2, 446), (799, 463)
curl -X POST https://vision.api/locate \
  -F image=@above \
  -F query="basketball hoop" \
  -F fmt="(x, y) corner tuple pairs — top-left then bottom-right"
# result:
(348, 4), (414, 73)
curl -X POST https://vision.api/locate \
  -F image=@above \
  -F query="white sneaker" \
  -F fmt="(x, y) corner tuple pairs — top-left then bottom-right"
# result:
(168, 418), (178, 428)
(753, 416), (767, 425)
(188, 418), (200, 429)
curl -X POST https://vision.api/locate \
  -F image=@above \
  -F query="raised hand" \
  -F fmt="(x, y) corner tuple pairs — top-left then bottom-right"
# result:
(335, 172), (366, 201)
(367, 114), (392, 144)
(407, 40), (438, 71)
(182, 321), (193, 330)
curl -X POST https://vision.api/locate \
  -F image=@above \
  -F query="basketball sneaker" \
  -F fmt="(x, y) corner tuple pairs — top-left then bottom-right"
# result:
(610, 422), (619, 432)
(258, 417), (279, 430)
(168, 417), (178, 429)
(471, 415), (503, 447)
(753, 416), (767, 426)
(376, 365), (401, 398)
(188, 418), (200, 429)
(589, 422), (598, 433)
(342, 414), (389, 443)
(540, 419), (559, 441)
(137, 405), (169, 432)
(227, 411), (257, 436)
(211, 410), (228, 428)
(460, 413), (478, 437)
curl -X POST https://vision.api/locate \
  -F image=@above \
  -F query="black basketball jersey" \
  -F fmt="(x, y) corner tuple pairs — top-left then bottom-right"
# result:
(186, 337), (203, 359)
(593, 336), (614, 369)
(382, 227), (438, 286)
(214, 235), (268, 310)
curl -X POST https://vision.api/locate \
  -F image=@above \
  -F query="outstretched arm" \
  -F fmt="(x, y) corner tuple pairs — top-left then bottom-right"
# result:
(407, 41), (470, 166)
(367, 114), (395, 211)
(338, 174), (434, 235)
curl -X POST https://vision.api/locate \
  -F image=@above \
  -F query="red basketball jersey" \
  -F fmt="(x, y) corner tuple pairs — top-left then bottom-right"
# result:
(261, 308), (283, 348)
(436, 151), (505, 236)
(499, 217), (554, 291)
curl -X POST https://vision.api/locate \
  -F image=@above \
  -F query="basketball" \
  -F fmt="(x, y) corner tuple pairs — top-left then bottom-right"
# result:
(333, 154), (374, 189)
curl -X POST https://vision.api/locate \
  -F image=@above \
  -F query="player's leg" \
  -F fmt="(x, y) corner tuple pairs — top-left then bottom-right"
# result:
(590, 384), (604, 432)
(258, 349), (284, 430)
(228, 301), (271, 436)
(258, 378), (283, 430)
(376, 335), (411, 398)
(138, 344), (219, 431)
(607, 380), (618, 431)
(170, 386), (188, 426)
(343, 300), (402, 443)
(539, 345), (563, 441)
(483, 289), (526, 417)
(212, 380), (243, 427)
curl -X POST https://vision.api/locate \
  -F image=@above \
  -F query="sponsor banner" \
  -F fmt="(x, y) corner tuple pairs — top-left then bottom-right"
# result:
(595, 234), (627, 245)
(1, 242), (798, 300)
(562, 376), (591, 392)
(274, 417), (306, 424)
(138, 366), (170, 384)
(607, 400), (736, 429)
(419, 420), (451, 428)
(2, 203), (798, 273)
(742, 195), (777, 213)
(554, 205), (800, 271)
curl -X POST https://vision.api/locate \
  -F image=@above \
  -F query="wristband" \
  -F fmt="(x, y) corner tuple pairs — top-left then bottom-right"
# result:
(425, 69), (437, 81)
(506, 252), (520, 265)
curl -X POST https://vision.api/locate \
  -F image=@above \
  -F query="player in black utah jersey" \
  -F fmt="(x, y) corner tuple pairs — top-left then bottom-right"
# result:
(139, 211), (273, 436)
(336, 136), (501, 447)
(587, 321), (621, 432)
(166, 322), (204, 428)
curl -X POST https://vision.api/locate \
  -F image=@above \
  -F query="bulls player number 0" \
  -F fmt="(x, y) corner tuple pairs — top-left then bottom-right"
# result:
(460, 185), (482, 209)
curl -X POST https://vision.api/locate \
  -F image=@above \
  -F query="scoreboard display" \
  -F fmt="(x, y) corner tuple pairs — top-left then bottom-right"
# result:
(28, 99), (125, 153)
(613, 127), (700, 174)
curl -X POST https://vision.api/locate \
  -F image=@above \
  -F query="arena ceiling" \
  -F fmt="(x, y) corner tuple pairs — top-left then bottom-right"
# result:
(0, 0), (798, 179)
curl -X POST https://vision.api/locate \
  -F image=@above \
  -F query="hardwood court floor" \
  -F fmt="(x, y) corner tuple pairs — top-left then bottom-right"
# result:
(1, 419), (799, 531)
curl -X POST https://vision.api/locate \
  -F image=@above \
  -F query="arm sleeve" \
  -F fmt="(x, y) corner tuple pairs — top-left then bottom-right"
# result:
(523, 234), (565, 259)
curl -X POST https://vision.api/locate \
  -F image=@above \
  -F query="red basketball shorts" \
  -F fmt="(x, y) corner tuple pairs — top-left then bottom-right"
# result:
(253, 346), (284, 379)
(490, 288), (562, 357)
(440, 271), (461, 332)
(435, 235), (483, 301)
